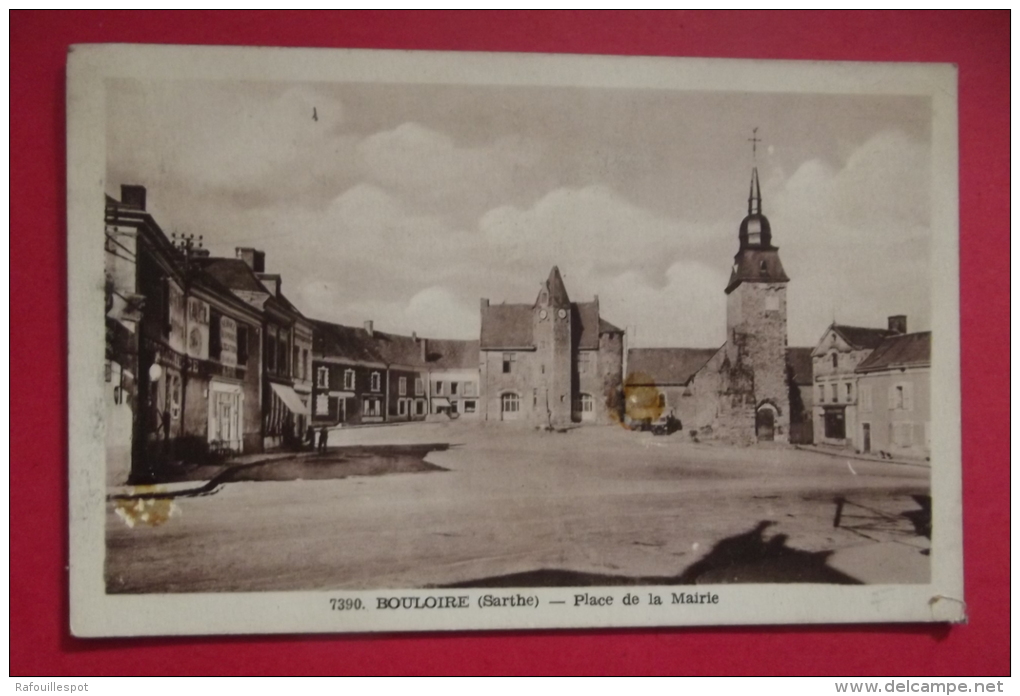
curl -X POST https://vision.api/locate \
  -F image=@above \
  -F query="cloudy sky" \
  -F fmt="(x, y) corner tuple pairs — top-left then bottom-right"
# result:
(107, 78), (932, 348)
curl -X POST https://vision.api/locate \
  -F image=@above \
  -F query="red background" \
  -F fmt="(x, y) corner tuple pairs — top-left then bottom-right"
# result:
(10, 11), (1009, 676)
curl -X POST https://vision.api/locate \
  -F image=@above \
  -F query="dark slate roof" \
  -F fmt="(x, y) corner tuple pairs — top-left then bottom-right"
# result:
(373, 330), (427, 368)
(545, 266), (571, 306)
(574, 302), (602, 350)
(312, 320), (385, 364)
(480, 303), (535, 349)
(856, 332), (931, 373)
(480, 301), (623, 350)
(786, 347), (814, 386)
(725, 248), (789, 293)
(195, 258), (268, 294)
(626, 348), (719, 386)
(832, 324), (899, 351)
(424, 339), (480, 370)
(599, 317), (624, 335)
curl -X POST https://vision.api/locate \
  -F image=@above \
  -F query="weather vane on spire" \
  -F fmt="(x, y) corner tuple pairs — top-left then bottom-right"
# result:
(748, 127), (762, 161)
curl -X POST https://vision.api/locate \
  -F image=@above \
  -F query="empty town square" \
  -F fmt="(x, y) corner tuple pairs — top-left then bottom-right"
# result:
(106, 421), (931, 594)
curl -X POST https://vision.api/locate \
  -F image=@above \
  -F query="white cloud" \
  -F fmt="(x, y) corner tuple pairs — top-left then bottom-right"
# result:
(600, 263), (728, 349)
(358, 122), (542, 216)
(298, 280), (479, 340)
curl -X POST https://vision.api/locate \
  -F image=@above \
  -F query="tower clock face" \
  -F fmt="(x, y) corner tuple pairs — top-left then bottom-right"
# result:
(539, 309), (548, 319)
(557, 309), (567, 319)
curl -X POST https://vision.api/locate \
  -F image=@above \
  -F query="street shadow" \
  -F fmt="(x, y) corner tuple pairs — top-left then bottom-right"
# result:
(833, 494), (931, 542)
(109, 443), (451, 500)
(440, 520), (861, 588)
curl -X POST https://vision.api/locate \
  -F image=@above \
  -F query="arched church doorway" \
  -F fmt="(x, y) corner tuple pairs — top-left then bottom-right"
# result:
(756, 404), (776, 442)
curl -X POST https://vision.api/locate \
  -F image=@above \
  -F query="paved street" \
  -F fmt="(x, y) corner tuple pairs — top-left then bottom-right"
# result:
(106, 422), (931, 593)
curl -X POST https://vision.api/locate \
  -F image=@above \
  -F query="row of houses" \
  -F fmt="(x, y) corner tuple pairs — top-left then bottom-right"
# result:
(104, 184), (625, 486)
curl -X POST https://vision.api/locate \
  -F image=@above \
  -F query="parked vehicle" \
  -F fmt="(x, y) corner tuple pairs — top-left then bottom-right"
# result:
(651, 411), (682, 436)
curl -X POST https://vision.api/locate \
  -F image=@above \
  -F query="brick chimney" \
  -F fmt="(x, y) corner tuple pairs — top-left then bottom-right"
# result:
(888, 315), (907, 335)
(120, 185), (147, 210)
(364, 320), (374, 336)
(235, 247), (265, 273)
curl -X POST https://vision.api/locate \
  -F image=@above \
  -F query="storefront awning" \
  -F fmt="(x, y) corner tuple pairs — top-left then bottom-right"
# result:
(270, 382), (310, 416)
(432, 397), (451, 407)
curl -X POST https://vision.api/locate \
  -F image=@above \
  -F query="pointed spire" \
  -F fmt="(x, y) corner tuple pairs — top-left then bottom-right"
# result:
(545, 266), (570, 307)
(748, 167), (762, 215)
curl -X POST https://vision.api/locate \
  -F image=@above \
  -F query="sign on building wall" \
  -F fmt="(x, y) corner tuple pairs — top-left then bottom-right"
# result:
(220, 316), (238, 367)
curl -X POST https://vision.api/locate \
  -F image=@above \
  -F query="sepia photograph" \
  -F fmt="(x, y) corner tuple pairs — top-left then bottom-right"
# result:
(68, 45), (963, 636)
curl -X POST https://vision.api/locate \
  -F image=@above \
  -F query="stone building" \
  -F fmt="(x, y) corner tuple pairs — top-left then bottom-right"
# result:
(422, 338), (482, 419)
(854, 330), (931, 459)
(810, 319), (902, 448)
(106, 185), (265, 484)
(479, 266), (624, 426)
(197, 249), (314, 450)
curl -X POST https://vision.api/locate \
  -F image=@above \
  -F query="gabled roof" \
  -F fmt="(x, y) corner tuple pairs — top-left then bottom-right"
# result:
(312, 320), (386, 364)
(373, 330), (426, 368)
(194, 257), (268, 294)
(856, 332), (931, 373)
(479, 301), (624, 350)
(544, 266), (571, 307)
(831, 324), (899, 351)
(424, 339), (480, 370)
(480, 303), (535, 350)
(626, 348), (719, 386)
(785, 347), (814, 386)
(574, 302), (603, 350)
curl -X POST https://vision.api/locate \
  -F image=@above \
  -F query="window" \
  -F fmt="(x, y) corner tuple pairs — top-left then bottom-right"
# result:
(892, 422), (914, 446)
(579, 393), (594, 413)
(363, 397), (381, 417)
(237, 325), (249, 366)
(502, 353), (516, 374)
(578, 352), (593, 371)
(399, 377), (407, 396)
(860, 384), (873, 411)
(889, 383), (913, 411)
(343, 369), (355, 390)
(415, 399), (426, 416)
(501, 392), (520, 413)
(824, 409), (846, 439)
(450, 382), (459, 396)
(370, 371), (381, 392)
(829, 384), (838, 403)
(293, 346), (301, 379)
(415, 378), (424, 396)
(435, 381), (444, 396)
(398, 399), (407, 416)
(463, 381), (476, 397)
(844, 382), (853, 402)
(208, 310), (221, 359)
(759, 260), (768, 275)
(463, 400), (477, 414)
(316, 366), (329, 389)
(266, 327), (277, 373)
(892, 385), (904, 410)
(817, 384), (825, 404)
(831, 353), (838, 369)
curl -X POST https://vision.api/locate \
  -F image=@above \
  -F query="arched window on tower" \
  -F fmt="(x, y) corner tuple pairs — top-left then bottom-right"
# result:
(759, 260), (769, 277)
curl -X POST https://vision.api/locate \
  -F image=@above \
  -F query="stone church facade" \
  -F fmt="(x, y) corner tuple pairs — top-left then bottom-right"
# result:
(628, 167), (811, 444)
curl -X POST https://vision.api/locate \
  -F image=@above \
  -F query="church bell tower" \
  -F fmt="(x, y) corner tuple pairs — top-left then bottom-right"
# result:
(534, 266), (573, 427)
(724, 142), (791, 443)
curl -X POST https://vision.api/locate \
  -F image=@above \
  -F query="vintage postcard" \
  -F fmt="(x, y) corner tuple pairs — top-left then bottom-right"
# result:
(68, 45), (964, 636)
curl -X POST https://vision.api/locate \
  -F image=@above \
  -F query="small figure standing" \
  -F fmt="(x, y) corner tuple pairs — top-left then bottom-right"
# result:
(317, 426), (329, 454)
(305, 425), (315, 451)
